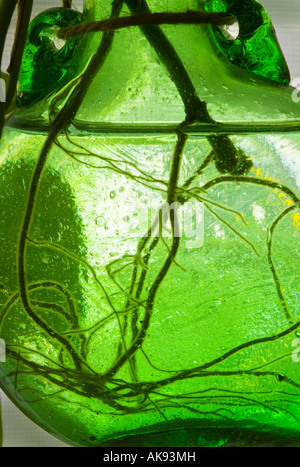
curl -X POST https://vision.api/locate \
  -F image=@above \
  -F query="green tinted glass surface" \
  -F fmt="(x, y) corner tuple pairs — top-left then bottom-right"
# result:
(0, 0), (300, 447)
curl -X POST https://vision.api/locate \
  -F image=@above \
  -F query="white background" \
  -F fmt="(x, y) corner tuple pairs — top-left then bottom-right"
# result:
(1, 0), (300, 448)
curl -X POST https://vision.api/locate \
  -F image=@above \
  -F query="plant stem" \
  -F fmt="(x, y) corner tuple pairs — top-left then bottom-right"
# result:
(6, 0), (33, 109)
(0, 0), (18, 136)
(124, 0), (252, 174)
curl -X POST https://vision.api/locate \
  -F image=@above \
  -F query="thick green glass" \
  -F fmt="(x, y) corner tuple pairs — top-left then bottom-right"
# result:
(0, 0), (300, 447)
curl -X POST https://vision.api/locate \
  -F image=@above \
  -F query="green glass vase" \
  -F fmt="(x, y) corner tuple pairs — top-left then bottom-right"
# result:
(0, 0), (300, 447)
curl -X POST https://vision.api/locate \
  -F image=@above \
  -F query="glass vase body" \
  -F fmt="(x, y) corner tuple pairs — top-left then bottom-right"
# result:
(0, 0), (300, 447)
